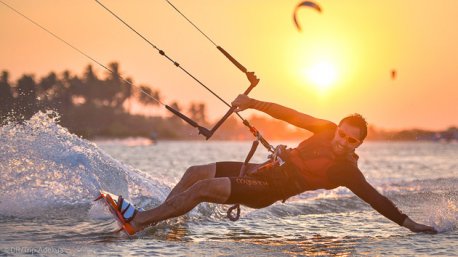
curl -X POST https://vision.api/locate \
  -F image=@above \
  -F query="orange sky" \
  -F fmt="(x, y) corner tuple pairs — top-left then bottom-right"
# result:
(1, 0), (457, 130)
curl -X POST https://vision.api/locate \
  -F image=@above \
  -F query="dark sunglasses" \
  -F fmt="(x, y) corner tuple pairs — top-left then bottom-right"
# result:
(337, 128), (361, 145)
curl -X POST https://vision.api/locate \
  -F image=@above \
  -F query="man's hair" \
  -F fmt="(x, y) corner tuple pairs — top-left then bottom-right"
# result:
(339, 113), (368, 141)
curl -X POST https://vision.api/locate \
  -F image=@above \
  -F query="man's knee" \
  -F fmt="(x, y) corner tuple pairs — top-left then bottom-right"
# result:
(183, 164), (216, 182)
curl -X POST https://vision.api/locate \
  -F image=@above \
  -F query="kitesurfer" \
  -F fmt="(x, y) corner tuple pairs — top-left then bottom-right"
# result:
(127, 95), (437, 235)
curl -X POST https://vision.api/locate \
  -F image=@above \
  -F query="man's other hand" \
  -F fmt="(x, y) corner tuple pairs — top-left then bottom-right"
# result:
(402, 217), (437, 234)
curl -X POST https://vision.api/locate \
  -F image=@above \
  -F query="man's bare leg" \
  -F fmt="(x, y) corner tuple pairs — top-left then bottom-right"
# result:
(165, 164), (216, 201)
(133, 177), (231, 231)
(165, 163), (260, 201)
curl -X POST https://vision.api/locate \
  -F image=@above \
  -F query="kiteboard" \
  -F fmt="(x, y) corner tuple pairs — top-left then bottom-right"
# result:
(94, 190), (138, 235)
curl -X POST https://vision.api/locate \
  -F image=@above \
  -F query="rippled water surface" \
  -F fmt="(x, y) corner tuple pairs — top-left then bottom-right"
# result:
(1, 112), (457, 256)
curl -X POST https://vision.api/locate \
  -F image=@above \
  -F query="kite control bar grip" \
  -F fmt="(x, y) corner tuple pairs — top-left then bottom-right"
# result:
(217, 46), (248, 73)
(216, 47), (260, 87)
(165, 105), (212, 138)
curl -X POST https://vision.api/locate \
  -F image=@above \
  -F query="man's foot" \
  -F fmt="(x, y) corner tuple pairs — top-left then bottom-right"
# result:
(129, 211), (157, 234)
(95, 191), (146, 235)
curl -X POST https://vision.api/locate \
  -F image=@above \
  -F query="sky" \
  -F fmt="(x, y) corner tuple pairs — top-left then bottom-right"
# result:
(1, 0), (457, 130)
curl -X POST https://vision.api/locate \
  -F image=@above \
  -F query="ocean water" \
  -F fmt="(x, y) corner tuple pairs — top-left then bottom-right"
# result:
(1, 111), (457, 256)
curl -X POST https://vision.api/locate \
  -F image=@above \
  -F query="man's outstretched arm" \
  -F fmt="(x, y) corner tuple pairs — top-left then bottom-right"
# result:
(231, 94), (334, 133)
(345, 171), (437, 233)
(328, 162), (436, 233)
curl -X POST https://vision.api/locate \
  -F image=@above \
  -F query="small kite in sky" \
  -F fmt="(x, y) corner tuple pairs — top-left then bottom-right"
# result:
(293, 1), (322, 31)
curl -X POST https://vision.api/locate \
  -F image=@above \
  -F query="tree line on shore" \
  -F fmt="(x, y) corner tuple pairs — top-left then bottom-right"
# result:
(0, 62), (205, 139)
(1, 63), (456, 142)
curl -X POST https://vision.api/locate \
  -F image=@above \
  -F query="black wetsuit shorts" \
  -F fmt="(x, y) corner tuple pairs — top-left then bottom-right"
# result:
(215, 161), (283, 209)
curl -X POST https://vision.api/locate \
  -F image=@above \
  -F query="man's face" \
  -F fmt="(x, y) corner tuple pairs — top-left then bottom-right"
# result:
(331, 122), (362, 155)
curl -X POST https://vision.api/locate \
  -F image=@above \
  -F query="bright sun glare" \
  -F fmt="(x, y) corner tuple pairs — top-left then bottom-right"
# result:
(304, 60), (338, 93)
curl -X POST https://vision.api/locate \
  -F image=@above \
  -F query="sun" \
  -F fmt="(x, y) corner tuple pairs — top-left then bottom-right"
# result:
(303, 60), (338, 93)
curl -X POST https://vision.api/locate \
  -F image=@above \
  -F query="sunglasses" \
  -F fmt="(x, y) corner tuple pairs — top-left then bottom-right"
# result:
(337, 128), (361, 145)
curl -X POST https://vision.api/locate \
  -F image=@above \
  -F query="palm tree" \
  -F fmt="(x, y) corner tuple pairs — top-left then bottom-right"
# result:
(188, 102), (207, 125)
(16, 74), (38, 119)
(138, 85), (160, 116)
(0, 70), (14, 121)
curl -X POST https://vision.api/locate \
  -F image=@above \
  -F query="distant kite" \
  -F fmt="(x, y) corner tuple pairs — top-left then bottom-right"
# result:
(293, 1), (322, 31)
(391, 69), (397, 80)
